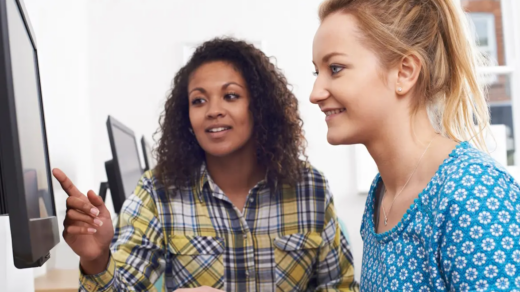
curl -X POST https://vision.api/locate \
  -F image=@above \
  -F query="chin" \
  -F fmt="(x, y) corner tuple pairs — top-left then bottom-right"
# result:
(326, 135), (344, 145)
(327, 130), (359, 146)
(202, 143), (239, 158)
(205, 148), (234, 157)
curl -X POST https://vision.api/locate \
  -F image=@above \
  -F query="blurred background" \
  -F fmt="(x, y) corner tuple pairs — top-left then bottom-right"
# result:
(3, 0), (518, 290)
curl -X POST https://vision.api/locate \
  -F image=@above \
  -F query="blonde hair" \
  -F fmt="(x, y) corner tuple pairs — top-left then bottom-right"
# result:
(319, 0), (490, 149)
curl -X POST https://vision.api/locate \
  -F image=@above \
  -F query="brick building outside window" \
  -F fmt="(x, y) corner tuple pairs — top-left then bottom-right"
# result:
(462, 0), (515, 164)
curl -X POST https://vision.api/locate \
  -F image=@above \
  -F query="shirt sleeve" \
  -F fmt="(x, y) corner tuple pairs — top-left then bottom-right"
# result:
(79, 172), (166, 292)
(435, 167), (520, 292)
(315, 181), (359, 292)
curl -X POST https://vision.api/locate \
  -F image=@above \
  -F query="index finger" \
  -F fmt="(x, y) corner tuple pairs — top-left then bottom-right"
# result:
(52, 168), (83, 197)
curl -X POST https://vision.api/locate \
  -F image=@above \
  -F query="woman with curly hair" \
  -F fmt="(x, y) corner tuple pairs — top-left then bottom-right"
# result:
(52, 37), (358, 292)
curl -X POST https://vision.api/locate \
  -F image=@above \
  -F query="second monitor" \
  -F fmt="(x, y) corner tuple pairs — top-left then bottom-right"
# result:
(102, 116), (143, 214)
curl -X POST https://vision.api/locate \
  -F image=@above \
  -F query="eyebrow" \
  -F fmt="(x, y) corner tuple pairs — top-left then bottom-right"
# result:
(189, 82), (244, 95)
(222, 82), (244, 89)
(313, 52), (348, 65)
(188, 87), (206, 95)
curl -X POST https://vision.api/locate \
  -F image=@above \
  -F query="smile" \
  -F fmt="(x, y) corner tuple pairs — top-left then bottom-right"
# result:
(324, 109), (345, 116)
(323, 108), (346, 121)
(206, 127), (231, 133)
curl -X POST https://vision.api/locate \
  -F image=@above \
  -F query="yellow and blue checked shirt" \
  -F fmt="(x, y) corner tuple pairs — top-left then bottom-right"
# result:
(80, 164), (358, 291)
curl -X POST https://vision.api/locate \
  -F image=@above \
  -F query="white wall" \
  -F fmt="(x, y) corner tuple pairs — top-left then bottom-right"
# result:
(22, 0), (366, 281)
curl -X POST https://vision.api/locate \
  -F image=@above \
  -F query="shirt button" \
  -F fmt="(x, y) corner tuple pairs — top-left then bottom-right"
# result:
(249, 197), (254, 202)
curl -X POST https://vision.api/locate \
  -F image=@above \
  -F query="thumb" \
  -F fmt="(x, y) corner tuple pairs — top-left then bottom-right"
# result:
(86, 190), (109, 214)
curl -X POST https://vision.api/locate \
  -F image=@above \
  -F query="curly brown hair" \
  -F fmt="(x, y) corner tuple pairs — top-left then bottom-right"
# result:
(154, 37), (307, 190)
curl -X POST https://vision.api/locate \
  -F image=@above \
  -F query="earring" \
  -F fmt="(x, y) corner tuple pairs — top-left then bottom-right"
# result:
(397, 87), (402, 92)
(189, 128), (194, 135)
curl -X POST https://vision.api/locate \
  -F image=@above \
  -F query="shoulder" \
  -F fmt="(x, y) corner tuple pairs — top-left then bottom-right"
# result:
(291, 162), (331, 202)
(117, 170), (163, 218)
(131, 169), (173, 207)
(298, 162), (329, 187)
(433, 142), (519, 226)
(438, 142), (517, 199)
(429, 144), (520, 291)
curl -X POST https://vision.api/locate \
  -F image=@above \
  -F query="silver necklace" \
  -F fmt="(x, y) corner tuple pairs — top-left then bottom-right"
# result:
(381, 137), (435, 226)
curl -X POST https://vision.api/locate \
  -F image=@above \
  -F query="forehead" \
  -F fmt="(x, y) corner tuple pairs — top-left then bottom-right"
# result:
(313, 13), (361, 59)
(189, 61), (245, 87)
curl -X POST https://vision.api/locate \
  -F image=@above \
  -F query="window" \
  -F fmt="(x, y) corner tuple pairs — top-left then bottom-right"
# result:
(469, 13), (498, 65)
(468, 13), (499, 84)
(462, 0), (520, 166)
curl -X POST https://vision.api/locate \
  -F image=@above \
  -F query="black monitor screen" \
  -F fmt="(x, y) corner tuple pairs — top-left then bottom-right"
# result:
(112, 125), (142, 198)
(7, 0), (52, 219)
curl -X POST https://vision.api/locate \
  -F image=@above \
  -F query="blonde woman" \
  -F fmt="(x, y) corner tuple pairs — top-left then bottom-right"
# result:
(311, 0), (520, 291)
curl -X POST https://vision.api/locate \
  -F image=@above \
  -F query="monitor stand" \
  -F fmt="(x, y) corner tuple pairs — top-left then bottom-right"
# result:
(99, 160), (115, 202)
(98, 182), (109, 203)
(97, 178), (119, 227)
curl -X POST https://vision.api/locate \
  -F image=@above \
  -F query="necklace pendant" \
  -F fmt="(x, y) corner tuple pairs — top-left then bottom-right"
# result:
(384, 218), (388, 226)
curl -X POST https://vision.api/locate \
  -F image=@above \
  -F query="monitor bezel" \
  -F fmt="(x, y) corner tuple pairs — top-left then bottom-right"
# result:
(0, 0), (59, 267)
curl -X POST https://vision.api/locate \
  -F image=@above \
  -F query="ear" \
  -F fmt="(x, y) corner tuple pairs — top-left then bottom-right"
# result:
(395, 54), (422, 96)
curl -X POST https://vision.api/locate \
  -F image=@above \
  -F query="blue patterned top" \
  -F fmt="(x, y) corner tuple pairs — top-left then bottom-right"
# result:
(360, 142), (520, 292)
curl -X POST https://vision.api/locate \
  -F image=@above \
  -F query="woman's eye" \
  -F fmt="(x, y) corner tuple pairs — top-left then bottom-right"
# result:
(191, 98), (205, 105)
(330, 65), (343, 75)
(225, 93), (240, 100)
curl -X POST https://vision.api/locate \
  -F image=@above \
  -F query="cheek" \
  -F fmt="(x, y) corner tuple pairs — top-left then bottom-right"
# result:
(240, 114), (254, 141)
(329, 79), (360, 111)
(233, 104), (254, 133)
(188, 109), (204, 131)
(332, 71), (391, 114)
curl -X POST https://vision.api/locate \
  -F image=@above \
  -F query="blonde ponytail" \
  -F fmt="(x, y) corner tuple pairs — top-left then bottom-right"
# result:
(319, 0), (490, 150)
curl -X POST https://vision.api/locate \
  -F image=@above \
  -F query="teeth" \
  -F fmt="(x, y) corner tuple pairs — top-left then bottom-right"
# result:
(208, 127), (229, 133)
(325, 109), (346, 116)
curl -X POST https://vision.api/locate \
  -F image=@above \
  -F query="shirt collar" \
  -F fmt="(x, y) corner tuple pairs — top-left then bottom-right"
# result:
(194, 162), (272, 202)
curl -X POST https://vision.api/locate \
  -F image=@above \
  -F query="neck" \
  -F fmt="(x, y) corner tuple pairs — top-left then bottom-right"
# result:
(365, 106), (438, 194)
(205, 142), (266, 195)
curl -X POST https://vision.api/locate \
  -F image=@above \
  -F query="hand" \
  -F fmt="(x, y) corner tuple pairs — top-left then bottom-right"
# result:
(174, 287), (225, 292)
(53, 168), (114, 272)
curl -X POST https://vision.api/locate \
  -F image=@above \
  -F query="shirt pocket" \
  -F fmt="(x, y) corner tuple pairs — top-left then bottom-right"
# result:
(273, 232), (323, 291)
(167, 235), (225, 290)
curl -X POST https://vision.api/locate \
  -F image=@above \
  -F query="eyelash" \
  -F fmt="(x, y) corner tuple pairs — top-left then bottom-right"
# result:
(330, 65), (344, 75)
(191, 98), (205, 105)
(225, 92), (240, 100)
(190, 92), (240, 105)
(313, 65), (344, 77)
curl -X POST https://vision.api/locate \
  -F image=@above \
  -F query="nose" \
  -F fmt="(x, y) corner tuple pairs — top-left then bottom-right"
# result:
(310, 77), (329, 104)
(206, 98), (226, 119)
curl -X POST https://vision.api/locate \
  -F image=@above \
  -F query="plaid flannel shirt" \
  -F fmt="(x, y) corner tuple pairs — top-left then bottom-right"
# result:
(80, 164), (358, 291)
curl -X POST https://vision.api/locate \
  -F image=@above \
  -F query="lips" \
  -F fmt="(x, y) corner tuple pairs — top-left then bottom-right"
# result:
(204, 125), (233, 139)
(206, 127), (231, 133)
(205, 125), (232, 133)
(321, 107), (346, 121)
(323, 108), (346, 116)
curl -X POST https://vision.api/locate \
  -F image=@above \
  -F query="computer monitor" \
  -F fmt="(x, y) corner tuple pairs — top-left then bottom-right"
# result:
(0, 0), (59, 268)
(141, 136), (156, 171)
(103, 116), (143, 214)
